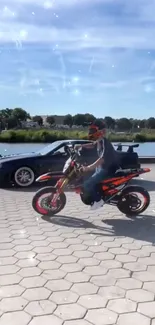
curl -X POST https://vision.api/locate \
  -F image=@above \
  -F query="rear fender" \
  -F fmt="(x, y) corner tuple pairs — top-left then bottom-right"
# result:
(35, 171), (64, 183)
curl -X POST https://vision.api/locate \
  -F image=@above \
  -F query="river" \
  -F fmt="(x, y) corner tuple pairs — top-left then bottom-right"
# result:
(0, 142), (155, 157)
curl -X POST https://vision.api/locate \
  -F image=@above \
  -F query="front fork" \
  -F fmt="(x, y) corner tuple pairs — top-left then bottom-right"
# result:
(51, 169), (75, 206)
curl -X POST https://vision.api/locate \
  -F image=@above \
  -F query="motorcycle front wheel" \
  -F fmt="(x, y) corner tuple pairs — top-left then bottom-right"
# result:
(32, 186), (66, 216)
(117, 185), (150, 217)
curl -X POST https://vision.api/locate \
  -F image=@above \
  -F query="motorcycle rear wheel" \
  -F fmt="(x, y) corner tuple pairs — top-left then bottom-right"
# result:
(32, 186), (66, 216)
(117, 185), (150, 217)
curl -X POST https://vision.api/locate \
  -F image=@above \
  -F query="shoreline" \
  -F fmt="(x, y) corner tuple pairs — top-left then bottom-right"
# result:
(0, 129), (155, 143)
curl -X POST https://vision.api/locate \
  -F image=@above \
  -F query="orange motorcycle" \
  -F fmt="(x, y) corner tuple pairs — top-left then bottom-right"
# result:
(32, 145), (150, 217)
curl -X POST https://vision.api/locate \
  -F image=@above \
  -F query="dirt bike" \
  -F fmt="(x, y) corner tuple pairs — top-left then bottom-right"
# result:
(32, 144), (151, 217)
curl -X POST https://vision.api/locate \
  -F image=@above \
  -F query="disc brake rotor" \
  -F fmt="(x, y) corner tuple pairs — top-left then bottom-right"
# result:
(124, 193), (142, 210)
(40, 195), (61, 211)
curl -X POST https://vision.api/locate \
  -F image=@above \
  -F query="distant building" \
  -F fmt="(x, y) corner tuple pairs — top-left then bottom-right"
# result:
(21, 120), (39, 128)
(41, 115), (65, 125)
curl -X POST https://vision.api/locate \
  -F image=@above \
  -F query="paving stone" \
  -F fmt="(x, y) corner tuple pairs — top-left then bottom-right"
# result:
(91, 274), (116, 286)
(142, 246), (155, 253)
(60, 263), (83, 273)
(16, 258), (39, 268)
(64, 321), (91, 325)
(18, 267), (42, 277)
(138, 302), (155, 318)
(88, 245), (108, 253)
(36, 253), (56, 261)
(50, 291), (79, 305)
(65, 272), (90, 283)
(20, 276), (47, 288)
(116, 278), (142, 290)
(54, 303), (86, 320)
(100, 260), (122, 269)
(0, 285), (25, 298)
(78, 294), (107, 309)
(53, 248), (73, 256)
(0, 265), (19, 275)
(109, 247), (129, 255)
(42, 269), (66, 280)
(0, 274), (22, 286)
(133, 271), (155, 282)
(0, 256), (17, 265)
(138, 257), (155, 265)
(70, 245), (88, 252)
(122, 243), (142, 250)
(0, 296), (28, 312)
(33, 246), (53, 253)
(14, 245), (34, 252)
(56, 255), (78, 264)
(83, 266), (107, 276)
(143, 282), (155, 293)
(126, 289), (154, 302)
(124, 262), (147, 271)
(78, 257), (100, 266)
(15, 252), (36, 259)
(117, 312), (151, 325)
(98, 285), (125, 300)
(45, 279), (72, 291)
(25, 300), (56, 316)
(107, 268), (131, 279)
(115, 254), (137, 263)
(129, 250), (150, 258)
(28, 315), (63, 325)
(94, 252), (115, 261)
(22, 287), (51, 301)
(32, 240), (50, 247)
(86, 308), (118, 325)
(73, 251), (93, 258)
(148, 266), (155, 273)
(71, 283), (98, 295)
(0, 181), (155, 325)
(0, 311), (31, 325)
(39, 261), (60, 270)
(107, 298), (137, 313)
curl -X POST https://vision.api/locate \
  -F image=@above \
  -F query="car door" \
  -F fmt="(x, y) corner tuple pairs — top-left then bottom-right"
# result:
(39, 145), (69, 174)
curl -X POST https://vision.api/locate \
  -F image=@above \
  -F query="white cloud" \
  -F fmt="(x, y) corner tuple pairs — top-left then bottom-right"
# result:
(0, 19), (155, 52)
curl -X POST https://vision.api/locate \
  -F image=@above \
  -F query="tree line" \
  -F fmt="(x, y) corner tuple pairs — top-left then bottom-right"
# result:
(0, 108), (155, 131)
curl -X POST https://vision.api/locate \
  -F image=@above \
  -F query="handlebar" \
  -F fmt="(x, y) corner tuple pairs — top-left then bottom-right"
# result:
(64, 144), (81, 159)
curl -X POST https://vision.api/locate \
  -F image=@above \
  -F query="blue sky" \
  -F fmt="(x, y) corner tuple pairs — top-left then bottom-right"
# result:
(0, 0), (155, 118)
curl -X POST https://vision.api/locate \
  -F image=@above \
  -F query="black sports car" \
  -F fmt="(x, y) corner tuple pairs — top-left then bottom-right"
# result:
(0, 140), (140, 188)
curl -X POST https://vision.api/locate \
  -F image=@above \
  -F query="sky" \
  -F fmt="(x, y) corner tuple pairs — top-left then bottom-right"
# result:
(0, 0), (155, 118)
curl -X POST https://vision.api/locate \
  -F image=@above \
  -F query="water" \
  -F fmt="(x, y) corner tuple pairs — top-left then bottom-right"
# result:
(0, 142), (155, 157)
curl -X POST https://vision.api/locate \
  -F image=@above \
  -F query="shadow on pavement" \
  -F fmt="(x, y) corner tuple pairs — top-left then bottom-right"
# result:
(42, 215), (105, 232)
(103, 214), (155, 244)
(42, 214), (155, 244)
(131, 179), (155, 191)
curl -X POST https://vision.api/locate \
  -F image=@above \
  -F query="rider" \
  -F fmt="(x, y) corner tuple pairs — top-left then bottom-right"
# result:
(76, 119), (119, 210)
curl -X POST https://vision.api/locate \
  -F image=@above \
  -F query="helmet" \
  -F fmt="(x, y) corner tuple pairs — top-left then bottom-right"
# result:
(88, 119), (106, 140)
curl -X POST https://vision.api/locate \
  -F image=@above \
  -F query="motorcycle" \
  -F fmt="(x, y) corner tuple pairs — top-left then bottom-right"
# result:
(32, 145), (151, 217)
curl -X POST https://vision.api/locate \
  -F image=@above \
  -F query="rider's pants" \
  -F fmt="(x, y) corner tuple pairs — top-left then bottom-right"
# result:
(83, 168), (109, 202)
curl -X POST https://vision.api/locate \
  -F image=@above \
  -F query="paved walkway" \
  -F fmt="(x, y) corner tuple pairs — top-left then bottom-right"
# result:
(0, 166), (155, 325)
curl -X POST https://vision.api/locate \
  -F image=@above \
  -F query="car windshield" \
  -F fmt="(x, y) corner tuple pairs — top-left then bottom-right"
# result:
(37, 141), (63, 155)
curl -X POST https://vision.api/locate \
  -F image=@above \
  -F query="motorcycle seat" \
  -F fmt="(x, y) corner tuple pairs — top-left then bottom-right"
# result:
(115, 169), (136, 176)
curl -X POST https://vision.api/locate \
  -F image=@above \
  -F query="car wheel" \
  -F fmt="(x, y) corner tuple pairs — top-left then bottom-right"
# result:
(14, 166), (35, 187)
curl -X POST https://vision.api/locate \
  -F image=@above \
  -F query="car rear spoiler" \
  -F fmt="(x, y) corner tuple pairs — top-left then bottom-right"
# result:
(114, 143), (139, 153)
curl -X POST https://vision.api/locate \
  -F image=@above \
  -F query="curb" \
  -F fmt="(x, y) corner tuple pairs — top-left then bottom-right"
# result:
(139, 157), (155, 164)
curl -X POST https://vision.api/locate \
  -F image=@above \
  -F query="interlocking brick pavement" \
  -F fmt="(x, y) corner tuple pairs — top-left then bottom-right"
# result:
(0, 165), (155, 324)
